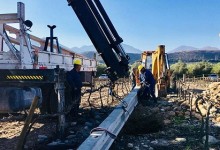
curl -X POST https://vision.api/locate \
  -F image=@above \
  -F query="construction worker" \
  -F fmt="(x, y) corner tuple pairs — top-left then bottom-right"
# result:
(66, 59), (82, 119)
(138, 65), (157, 103)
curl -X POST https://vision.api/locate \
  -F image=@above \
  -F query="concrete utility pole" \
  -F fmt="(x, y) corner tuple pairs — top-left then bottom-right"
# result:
(54, 65), (66, 139)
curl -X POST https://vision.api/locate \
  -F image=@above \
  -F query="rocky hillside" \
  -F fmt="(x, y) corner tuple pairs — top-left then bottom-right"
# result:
(168, 50), (220, 64)
(76, 44), (220, 64)
(71, 44), (142, 54)
(169, 45), (220, 53)
(82, 50), (220, 65)
(82, 51), (141, 64)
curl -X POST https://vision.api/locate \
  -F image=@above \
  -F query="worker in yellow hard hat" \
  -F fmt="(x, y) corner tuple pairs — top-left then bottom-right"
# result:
(138, 65), (144, 72)
(137, 64), (157, 104)
(66, 59), (82, 120)
(73, 59), (82, 66)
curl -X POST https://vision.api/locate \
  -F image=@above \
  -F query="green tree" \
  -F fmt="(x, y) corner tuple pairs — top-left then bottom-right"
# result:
(187, 63), (194, 76)
(170, 60), (188, 78)
(187, 61), (212, 77)
(212, 62), (220, 74)
(96, 63), (107, 77)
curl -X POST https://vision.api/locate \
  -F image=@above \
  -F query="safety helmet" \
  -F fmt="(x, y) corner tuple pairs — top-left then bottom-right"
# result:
(138, 65), (144, 72)
(73, 59), (82, 65)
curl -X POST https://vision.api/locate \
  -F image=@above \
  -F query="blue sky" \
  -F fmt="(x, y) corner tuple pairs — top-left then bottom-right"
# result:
(1, 0), (220, 52)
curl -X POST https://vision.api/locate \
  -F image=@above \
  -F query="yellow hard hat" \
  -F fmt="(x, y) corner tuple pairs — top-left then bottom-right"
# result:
(73, 59), (82, 65)
(138, 65), (144, 71)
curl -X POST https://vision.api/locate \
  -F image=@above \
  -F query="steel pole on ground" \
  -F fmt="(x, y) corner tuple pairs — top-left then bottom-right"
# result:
(78, 88), (139, 150)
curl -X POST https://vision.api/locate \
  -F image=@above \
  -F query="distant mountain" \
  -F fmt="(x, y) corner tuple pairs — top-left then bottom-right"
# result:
(170, 45), (198, 53)
(74, 44), (220, 65)
(71, 43), (142, 54)
(81, 51), (141, 64)
(122, 44), (142, 53)
(127, 53), (141, 64)
(71, 45), (96, 53)
(82, 51), (103, 62)
(170, 45), (220, 53)
(82, 49), (220, 65)
(200, 46), (220, 50)
(168, 50), (220, 64)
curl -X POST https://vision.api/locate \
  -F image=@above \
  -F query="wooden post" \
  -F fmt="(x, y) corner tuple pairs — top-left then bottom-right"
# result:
(16, 96), (39, 150)
(177, 81), (179, 97)
(180, 86), (183, 99)
(183, 74), (186, 83)
(204, 102), (213, 150)
(189, 93), (192, 120)
(184, 90), (186, 101)
(177, 82), (180, 98)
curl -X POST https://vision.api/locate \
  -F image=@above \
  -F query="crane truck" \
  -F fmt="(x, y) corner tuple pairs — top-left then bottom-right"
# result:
(0, 0), (129, 113)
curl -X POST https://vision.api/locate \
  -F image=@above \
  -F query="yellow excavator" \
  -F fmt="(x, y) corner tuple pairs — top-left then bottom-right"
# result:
(140, 45), (171, 97)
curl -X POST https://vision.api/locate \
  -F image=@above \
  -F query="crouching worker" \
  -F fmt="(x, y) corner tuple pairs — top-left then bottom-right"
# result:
(66, 59), (82, 119)
(137, 65), (157, 104)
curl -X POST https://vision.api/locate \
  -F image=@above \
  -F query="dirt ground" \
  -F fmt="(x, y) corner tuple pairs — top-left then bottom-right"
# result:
(0, 79), (130, 150)
(1, 79), (220, 150)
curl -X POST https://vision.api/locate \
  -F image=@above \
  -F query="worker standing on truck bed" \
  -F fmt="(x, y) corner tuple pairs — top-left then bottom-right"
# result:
(138, 65), (157, 103)
(66, 59), (82, 119)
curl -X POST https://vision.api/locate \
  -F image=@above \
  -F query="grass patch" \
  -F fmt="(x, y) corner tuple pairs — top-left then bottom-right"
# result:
(172, 116), (185, 125)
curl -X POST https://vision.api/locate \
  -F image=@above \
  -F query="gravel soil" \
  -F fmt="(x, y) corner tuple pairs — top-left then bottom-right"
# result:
(1, 81), (220, 150)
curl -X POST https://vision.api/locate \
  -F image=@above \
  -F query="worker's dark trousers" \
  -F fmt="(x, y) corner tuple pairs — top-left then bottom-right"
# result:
(149, 84), (156, 102)
(69, 89), (81, 117)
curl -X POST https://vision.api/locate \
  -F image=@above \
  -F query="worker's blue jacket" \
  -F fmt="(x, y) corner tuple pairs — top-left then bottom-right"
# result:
(139, 69), (156, 97)
(66, 68), (82, 91)
(139, 69), (156, 86)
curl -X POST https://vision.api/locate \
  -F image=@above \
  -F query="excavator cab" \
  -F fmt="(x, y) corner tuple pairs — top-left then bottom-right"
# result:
(141, 45), (171, 97)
